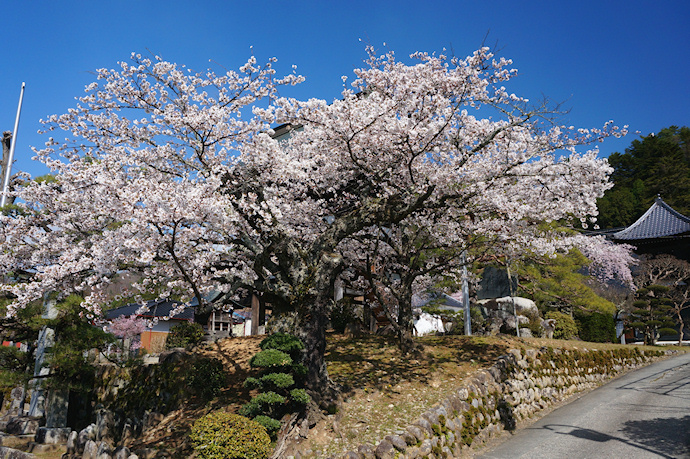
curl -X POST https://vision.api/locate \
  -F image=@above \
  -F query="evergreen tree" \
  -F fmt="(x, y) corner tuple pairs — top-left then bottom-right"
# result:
(628, 285), (676, 345)
(598, 126), (690, 229)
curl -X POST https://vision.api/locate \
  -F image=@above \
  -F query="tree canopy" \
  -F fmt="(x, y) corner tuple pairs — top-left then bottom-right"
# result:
(0, 47), (633, 394)
(597, 126), (690, 229)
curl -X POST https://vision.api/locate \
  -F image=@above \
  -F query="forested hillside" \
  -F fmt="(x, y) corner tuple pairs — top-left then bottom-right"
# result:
(597, 126), (690, 229)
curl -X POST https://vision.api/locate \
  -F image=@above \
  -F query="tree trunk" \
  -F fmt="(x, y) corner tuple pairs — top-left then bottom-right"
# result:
(298, 300), (328, 391)
(396, 287), (416, 354)
(679, 315), (685, 345)
(294, 252), (343, 409)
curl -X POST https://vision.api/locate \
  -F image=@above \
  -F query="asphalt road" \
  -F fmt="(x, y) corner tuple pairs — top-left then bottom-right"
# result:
(478, 352), (690, 458)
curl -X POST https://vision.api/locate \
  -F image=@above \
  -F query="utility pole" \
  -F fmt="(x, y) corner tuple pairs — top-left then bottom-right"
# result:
(462, 250), (471, 336)
(1, 131), (11, 185)
(1, 82), (26, 207)
(506, 260), (520, 337)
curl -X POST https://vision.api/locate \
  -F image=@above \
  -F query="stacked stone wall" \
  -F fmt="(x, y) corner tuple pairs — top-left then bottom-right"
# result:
(343, 347), (669, 459)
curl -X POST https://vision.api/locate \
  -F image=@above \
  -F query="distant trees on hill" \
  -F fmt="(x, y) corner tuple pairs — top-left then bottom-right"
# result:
(597, 126), (690, 229)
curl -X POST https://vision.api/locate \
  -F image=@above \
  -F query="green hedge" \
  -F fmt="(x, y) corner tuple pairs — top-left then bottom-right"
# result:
(189, 411), (272, 459)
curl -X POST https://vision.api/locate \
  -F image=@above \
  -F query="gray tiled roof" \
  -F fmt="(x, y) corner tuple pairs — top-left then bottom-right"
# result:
(105, 299), (194, 321)
(613, 197), (690, 241)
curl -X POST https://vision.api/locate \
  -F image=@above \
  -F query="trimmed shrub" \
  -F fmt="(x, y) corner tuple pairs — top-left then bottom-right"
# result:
(165, 321), (205, 349)
(545, 311), (578, 339)
(241, 333), (311, 439)
(240, 391), (287, 418)
(253, 415), (282, 438)
(259, 372), (295, 391)
(289, 388), (310, 406)
(249, 349), (292, 369)
(576, 311), (616, 343)
(189, 411), (272, 459)
(259, 333), (304, 357)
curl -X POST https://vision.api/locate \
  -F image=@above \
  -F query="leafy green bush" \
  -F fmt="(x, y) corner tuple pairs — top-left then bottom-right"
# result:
(258, 372), (294, 391)
(576, 311), (616, 343)
(259, 333), (304, 357)
(0, 347), (30, 390)
(526, 311), (544, 338)
(545, 311), (578, 340)
(189, 411), (272, 459)
(239, 391), (287, 418)
(250, 349), (293, 368)
(253, 415), (282, 438)
(289, 388), (310, 406)
(0, 346), (27, 372)
(241, 333), (311, 439)
(187, 357), (226, 400)
(165, 321), (205, 349)
(329, 298), (358, 333)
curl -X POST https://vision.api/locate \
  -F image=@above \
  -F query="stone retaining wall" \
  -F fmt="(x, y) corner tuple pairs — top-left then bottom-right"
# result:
(342, 347), (668, 459)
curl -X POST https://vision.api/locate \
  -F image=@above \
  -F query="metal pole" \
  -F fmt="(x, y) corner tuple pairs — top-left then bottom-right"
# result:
(1, 82), (26, 208)
(506, 260), (520, 337)
(462, 250), (471, 336)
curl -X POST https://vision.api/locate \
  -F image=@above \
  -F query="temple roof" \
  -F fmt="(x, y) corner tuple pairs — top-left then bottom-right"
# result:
(613, 197), (690, 241)
(105, 299), (194, 321)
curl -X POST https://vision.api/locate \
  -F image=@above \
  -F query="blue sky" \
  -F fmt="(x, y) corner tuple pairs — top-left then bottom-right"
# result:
(1, 0), (688, 179)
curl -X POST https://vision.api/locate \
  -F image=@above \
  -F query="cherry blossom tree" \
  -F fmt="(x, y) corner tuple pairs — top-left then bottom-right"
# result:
(108, 314), (148, 351)
(0, 47), (632, 397)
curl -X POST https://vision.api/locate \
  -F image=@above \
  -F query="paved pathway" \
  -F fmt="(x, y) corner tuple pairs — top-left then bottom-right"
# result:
(479, 352), (690, 458)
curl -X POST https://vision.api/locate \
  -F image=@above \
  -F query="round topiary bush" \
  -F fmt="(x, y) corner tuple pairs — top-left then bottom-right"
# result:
(189, 411), (272, 459)
(259, 332), (304, 357)
(249, 349), (293, 369)
(545, 311), (578, 339)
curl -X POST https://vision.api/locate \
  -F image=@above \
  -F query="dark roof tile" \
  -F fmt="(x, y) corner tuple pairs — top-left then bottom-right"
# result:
(105, 299), (194, 321)
(613, 197), (690, 241)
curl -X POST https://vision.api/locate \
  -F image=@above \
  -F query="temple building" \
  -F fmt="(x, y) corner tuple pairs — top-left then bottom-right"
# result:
(611, 196), (690, 260)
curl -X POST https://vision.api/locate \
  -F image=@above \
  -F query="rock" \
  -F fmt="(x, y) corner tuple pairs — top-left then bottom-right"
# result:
(421, 410), (439, 426)
(384, 435), (407, 451)
(401, 430), (418, 446)
(96, 409), (116, 442)
(158, 349), (187, 365)
(477, 267), (517, 299)
(412, 418), (432, 436)
(4, 416), (41, 435)
(520, 328), (533, 338)
(0, 446), (36, 459)
(374, 439), (395, 459)
(96, 440), (113, 459)
(120, 422), (134, 446)
(406, 425), (426, 442)
(417, 439), (432, 456)
(113, 446), (132, 459)
(34, 427), (71, 444)
(78, 424), (97, 453)
(8, 387), (25, 416)
(66, 430), (78, 454)
(83, 440), (98, 459)
(356, 444), (376, 459)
